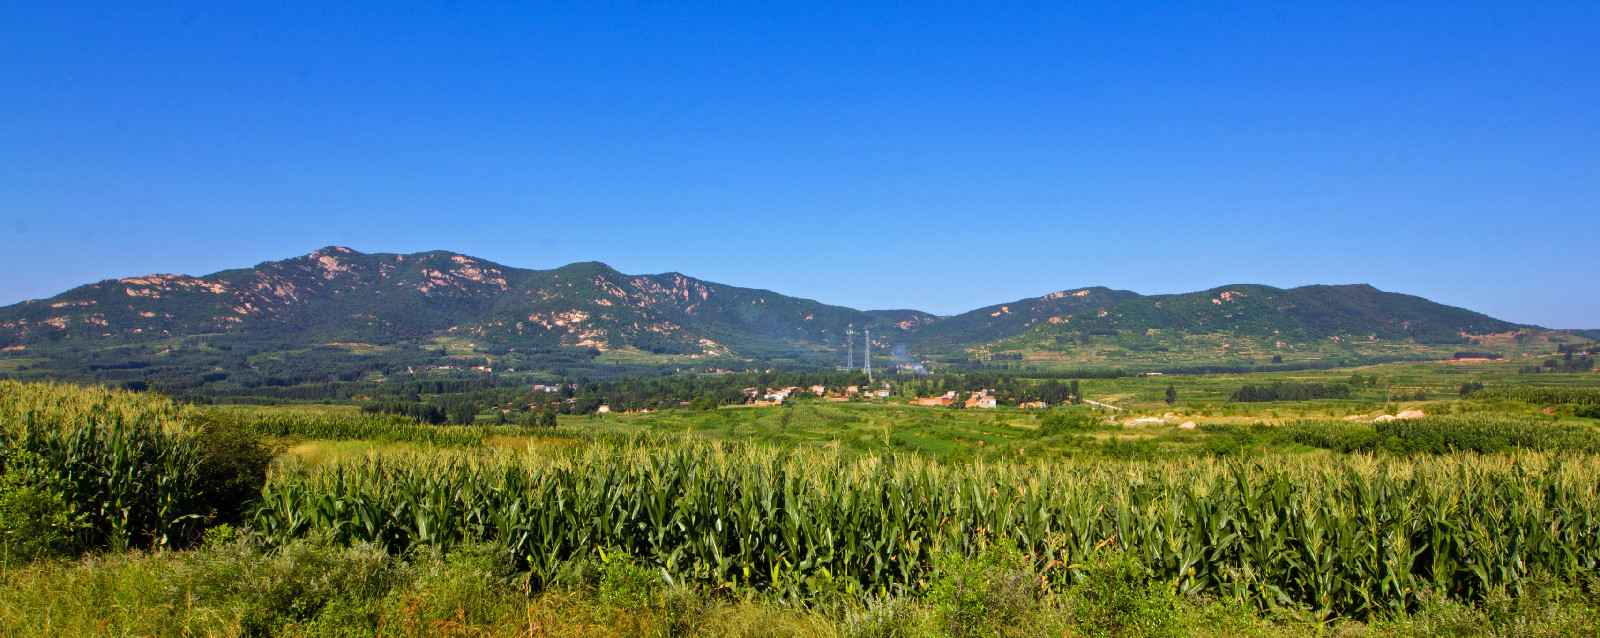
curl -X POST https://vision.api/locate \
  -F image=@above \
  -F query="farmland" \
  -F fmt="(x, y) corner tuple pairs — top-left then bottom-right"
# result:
(3, 358), (1600, 637)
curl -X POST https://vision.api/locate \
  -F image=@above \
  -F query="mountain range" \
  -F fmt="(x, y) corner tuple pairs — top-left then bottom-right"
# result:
(0, 247), (1587, 381)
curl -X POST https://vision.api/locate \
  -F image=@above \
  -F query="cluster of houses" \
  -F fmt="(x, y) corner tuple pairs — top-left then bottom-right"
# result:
(741, 383), (894, 406)
(738, 386), (1064, 410)
(914, 390), (999, 409)
(406, 364), (500, 373)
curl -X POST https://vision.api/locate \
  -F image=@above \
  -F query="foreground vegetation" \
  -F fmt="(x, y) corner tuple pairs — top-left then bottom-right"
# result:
(4, 362), (1600, 636)
(5, 534), (1598, 638)
(253, 443), (1600, 618)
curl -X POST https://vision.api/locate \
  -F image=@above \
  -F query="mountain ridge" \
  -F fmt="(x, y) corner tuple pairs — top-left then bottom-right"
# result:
(0, 247), (1583, 379)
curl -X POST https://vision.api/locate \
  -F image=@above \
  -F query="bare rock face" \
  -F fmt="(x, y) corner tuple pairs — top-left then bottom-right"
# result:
(1396, 409), (1427, 420)
(1178, 421), (1197, 430)
(1374, 414), (1398, 423)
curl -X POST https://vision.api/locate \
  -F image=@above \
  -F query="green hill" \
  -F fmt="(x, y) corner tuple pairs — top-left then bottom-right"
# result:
(0, 247), (924, 360)
(0, 247), (1585, 385)
(964, 284), (1571, 368)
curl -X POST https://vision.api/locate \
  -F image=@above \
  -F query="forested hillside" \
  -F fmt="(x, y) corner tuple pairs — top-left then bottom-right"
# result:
(0, 248), (1586, 388)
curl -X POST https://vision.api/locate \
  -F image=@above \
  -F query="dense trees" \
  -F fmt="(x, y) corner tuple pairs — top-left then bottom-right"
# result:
(1229, 382), (1351, 402)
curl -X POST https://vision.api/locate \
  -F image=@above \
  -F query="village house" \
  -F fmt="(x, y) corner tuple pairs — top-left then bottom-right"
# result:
(917, 390), (958, 407)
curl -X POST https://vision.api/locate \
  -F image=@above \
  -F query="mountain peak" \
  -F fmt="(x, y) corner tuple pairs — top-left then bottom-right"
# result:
(309, 246), (361, 257)
(0, 248), (1558, 372)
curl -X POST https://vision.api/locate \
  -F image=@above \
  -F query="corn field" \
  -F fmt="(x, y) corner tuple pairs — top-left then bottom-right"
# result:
(1281, 415), (1600, 454)
(254, 443), (1600, 617)
(243, 411), (488, 447)
(1, 381), (207, 550)
(9, 380), (1600, 618)
(1468, 386), (1600, 405)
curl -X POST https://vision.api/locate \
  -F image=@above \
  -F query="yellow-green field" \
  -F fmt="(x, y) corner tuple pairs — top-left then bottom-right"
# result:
(4, 367), (1600, 638)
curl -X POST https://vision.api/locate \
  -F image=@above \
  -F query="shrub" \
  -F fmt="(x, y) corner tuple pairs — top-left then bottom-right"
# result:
(927, 544), (1042, 638)
(1229, 382), (1350, 403)
(1198, 424), (1265, 458)
(184, 535), (409, 637)
(1037, 408), (1098, 436)
(0, 450), (81, 564)
(1099, 436), (1160, 461)
(193, 411), (276, 526)
(597, 547), (660, 609)
(1064, 549), (1180, 638)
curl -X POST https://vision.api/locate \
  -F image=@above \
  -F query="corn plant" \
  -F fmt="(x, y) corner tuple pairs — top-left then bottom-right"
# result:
(252, 442), (1600, 618)
(1, 381), (207, 550)
(244, 412), (487, 447)
(1468, 386), (1600, 405)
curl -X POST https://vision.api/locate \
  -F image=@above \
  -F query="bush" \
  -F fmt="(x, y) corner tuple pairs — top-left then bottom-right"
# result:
(927, 544), (1043, 638)
(1200, 425), (1259, 458)
(0, 450), (81, 564)
(1229, 382), (1350, 403)
(1063, 549), (1180, 638)
(185, 534), (409, 637)
(193, 412), (276, 526)
(1099, 437), (1160, 461)
(597, 547), (660, 609)
(1037, 408), (1099, 436)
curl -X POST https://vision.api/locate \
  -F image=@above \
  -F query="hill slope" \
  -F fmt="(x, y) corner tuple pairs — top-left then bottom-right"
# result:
(963, 284), (1553, 368)
(0, 247), (1583, 383)
(0, 247), (927, 359)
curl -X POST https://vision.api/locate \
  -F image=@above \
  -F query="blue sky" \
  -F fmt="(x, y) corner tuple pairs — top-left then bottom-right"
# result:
(3, 2), (1596, 327)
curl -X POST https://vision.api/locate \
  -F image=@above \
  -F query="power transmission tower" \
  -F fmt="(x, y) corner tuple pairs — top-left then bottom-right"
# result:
(864, 329), (872, 382)
(845, 328), (855, 370)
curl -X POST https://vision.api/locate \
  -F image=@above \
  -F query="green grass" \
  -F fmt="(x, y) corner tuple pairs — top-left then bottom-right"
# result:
(4, 528), (1598, 637)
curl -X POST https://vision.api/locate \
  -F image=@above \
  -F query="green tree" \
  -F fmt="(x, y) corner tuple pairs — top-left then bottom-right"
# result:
(192, 413), (275, 526)
(1165, 384), (1177, 405)
(450, 402), (478, 425)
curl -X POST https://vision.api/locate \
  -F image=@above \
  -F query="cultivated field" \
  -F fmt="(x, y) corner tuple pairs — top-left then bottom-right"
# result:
(3, 360), (1600, 637)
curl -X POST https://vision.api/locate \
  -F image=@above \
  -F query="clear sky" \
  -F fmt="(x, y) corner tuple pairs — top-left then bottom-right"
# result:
(3, 2), (1596, 327)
